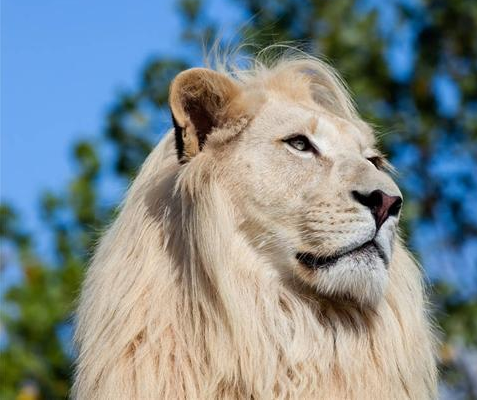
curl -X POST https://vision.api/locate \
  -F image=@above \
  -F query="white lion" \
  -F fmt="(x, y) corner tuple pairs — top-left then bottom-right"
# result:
(73, 49), (437, 399)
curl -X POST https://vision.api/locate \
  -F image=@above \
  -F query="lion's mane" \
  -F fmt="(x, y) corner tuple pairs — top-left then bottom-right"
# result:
(73, 53), (437, 399)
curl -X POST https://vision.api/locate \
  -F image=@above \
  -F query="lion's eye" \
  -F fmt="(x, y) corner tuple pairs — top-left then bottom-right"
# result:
(284, 135), (313, 152)
(367, 156), (383, 169)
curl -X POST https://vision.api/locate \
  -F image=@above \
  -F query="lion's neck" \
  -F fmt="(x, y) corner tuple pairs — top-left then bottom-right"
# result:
(185, 259), (433, 398)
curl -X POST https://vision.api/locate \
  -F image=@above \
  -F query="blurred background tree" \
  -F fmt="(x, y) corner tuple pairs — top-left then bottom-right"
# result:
(1, 0), (476, 398)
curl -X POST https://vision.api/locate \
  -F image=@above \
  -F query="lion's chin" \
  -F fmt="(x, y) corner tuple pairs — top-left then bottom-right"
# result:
(296, 240), (387, 270)
(295, 246), (389, 308)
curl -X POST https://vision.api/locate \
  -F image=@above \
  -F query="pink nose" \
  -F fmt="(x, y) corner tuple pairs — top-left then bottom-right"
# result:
(352, 190), (402, 230)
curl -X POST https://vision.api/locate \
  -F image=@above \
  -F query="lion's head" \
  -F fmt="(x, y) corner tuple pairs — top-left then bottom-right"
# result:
(170, 58), (402, 307)
(74, 51), (437, 400)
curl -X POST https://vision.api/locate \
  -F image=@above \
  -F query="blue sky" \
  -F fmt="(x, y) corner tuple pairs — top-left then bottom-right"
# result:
(1, 0), (187, 232)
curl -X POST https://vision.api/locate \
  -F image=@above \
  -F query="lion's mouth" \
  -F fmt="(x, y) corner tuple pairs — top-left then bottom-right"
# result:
(296, 240), (386, 270)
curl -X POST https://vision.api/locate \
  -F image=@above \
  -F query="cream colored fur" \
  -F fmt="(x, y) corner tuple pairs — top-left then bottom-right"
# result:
(73, 51), (437, 399)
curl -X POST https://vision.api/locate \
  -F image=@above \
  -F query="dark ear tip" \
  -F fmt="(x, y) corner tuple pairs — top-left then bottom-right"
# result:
(171, 111), (185, 161)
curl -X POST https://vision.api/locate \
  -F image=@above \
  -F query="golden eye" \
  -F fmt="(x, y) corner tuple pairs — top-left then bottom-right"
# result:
(284, 135), (313, 152)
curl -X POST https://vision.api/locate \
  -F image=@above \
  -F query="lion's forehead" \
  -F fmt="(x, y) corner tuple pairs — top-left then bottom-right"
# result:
(256, 97), (374, 149)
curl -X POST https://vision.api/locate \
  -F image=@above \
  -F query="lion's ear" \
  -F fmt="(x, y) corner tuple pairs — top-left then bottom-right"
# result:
(169, 68), (241, 162)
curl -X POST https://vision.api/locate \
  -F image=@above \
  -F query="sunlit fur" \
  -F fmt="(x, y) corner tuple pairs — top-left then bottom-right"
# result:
(73, 50), (438, 399)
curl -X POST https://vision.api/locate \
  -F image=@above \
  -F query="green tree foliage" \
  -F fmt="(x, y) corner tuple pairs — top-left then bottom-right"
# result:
(1, 0), (476, 398)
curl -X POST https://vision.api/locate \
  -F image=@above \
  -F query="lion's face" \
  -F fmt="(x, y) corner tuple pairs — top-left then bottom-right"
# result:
(169, 66), (402, 307)
(223, 97), (402, 306)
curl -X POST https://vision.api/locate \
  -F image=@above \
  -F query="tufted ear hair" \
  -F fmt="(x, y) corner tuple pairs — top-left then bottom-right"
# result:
(169, 68), (242, 162)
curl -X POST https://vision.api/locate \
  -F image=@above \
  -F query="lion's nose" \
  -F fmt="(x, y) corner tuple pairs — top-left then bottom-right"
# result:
(352, 189), (402, 230)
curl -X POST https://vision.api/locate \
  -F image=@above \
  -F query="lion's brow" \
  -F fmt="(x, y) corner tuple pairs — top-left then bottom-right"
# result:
(307, 116), (319, 134)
